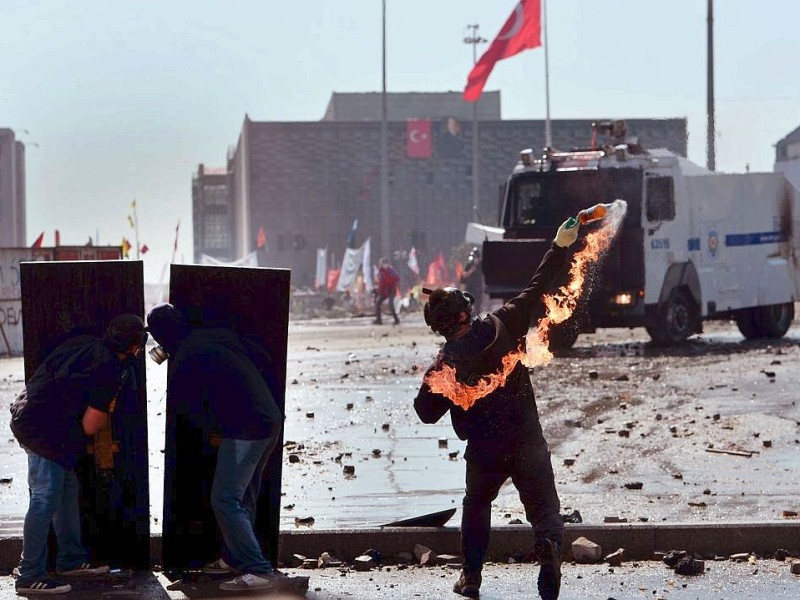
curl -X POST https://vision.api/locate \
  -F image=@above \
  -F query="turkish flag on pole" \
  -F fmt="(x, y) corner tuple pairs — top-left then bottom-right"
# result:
(256, 225), (266, 249)
(463, 0), (542, 102)
(406, 119), (431, 158)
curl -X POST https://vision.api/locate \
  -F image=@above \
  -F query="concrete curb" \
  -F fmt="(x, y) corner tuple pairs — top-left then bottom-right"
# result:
(1, 522), (798, 571)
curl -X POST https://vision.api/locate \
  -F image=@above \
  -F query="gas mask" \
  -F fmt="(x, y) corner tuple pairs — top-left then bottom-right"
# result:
(148, 345), (169, 365)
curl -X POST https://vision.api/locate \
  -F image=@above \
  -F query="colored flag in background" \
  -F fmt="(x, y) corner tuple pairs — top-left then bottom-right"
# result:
(121, 238), (132, 258)
(407, 246), (419, 276)
(463, 0), (542, 102)
(256, 225), (267, 249)
(406, 119), (431, 158)
(140, 244), (149, 255)
(31, 232), (44, 249)
(54, 230), (60, 246)
(346, 218), (359, 249)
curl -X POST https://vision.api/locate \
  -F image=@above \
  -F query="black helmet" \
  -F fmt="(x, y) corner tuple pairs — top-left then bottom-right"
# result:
(422, 287), (475, 336)
(104, 314), (147, 353)
(146, 303), (190, 356)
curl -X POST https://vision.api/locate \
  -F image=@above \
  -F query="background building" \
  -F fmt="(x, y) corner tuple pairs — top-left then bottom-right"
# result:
(774, 125), (800, 190)
(195, 93), (687, 287)
(192, 164), (234, 261)
(0, 129), (26, 247)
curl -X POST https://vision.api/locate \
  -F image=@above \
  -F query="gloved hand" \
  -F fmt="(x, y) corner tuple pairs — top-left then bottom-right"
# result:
(554, 217), (580, 248)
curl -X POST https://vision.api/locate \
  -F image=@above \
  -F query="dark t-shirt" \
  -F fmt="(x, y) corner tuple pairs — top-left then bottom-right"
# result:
(169, 328), (282, 439)
(10, 335), (122, 469)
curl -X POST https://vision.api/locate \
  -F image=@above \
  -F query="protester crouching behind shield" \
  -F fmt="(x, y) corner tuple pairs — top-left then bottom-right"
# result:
(10, 314), (147, 595)
(413, 219), (580, 600)
(146, 303), (286, 593)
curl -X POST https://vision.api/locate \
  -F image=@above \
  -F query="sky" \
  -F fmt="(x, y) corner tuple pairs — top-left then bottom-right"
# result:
(1, 0), (799, 282)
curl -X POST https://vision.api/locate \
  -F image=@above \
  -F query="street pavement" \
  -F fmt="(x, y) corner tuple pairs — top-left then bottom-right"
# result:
(0, 560), (799, 599)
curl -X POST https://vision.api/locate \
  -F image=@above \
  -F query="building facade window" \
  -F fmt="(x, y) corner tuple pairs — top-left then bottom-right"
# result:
(203, 214), (230, 249)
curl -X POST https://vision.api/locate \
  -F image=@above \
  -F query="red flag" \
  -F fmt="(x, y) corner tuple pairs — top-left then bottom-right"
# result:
(121, 238), (132, 258)
(54, 230), (61, 246)
(256, 225), (266, 249)
(31, 232), (44, 248)
(464, 0), (542, 102)
(140, 244), (149, 255)
(406, 119), (431, 158)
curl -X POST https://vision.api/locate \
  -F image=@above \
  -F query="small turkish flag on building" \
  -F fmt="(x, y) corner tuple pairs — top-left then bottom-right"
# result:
(406, 119), (431, 158)
(140, 244), (149, 255)
(256, 225), (267, 249)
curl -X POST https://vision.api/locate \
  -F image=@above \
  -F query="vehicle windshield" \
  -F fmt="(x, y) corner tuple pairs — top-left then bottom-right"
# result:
(506, 169), (642, 229)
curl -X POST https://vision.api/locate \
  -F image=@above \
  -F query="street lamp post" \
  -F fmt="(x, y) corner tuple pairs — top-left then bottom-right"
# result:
(380, 0), (390, 259)
(464, 25), (486, 223)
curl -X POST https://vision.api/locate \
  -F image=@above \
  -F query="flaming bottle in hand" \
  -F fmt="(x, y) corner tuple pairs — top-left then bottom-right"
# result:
(577, 203), (613, 224)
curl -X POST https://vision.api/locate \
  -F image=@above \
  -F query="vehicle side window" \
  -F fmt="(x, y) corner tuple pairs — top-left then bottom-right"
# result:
(514, 181), (545, 226)
(646, 177), (675, 222)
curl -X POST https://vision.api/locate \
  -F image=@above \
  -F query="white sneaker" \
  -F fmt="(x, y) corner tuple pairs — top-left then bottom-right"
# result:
(56, 563), (110, 576)
(219, 572), (286, 591)
(202, 558), (236, 575)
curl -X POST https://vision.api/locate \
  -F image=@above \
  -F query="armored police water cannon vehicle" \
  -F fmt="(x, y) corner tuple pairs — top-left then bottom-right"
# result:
(482, 120), (800, 348)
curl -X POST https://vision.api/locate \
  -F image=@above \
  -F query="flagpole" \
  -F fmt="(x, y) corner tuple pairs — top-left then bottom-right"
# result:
(543, 0), (552, 148)
(706, 0), (715, 171)
(464, 25), (486, 223)
(132, 200), (140, 260)
(379, 0), (391, 259)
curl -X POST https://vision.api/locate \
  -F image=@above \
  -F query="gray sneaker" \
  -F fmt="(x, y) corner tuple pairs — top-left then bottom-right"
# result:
(219, 571), (288, 591)
(56, 563), (110, 577)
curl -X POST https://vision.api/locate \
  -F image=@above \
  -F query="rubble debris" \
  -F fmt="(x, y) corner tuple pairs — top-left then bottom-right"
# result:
(414, 544), (437, 566)
(318, 552), (343, 568)
(790, 561), (800, 575)
(618, 430), (630, 438)
(603, 516), (627, 523)
(605, 548), (625, 566)
(623, 482), (643, 490)
(674, 557), (705, 576)
(448, 451), (460, 460)
(705, 447), (754, 458)
(729, 553), (751, 562)
(294, 516), (315, 527)
(508, 518), (523, 525)
(302, 558), (318, 569)
(0, 477), (12, 484)
(288, 454), (300, 464)
(438, 437), (448, 448)
(346, 403), (354, 410)
(662, 550), (688, 568)
(782, 510), (798, 518)
(561, 510), (583, 524)
(381, 423), (390, 431)
(353, 555), (376, 571)
(372, 449), (382, 458)
(763, 440), (772, 448)
(571, 537), (602, 563)
(688, 502), (707, 508)
(563, 458), (575, 466)
(343, 465), (356, 476)
(306, 412), (315, 419)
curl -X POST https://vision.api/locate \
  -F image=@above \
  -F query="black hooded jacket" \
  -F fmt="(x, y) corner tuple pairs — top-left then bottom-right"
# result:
(414, 244), (568, 456)
(10, 335), (124, 469)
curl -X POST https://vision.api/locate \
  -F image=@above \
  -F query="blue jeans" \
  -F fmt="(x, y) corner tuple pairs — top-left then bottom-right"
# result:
(461, 439), (563, 574)
(211, 434), (279, 574)
(17, 452), (87, 585)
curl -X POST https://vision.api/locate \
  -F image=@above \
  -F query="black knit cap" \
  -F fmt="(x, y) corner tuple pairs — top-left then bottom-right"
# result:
(104, 314), (147, 353)
(146, 303), (190, 356)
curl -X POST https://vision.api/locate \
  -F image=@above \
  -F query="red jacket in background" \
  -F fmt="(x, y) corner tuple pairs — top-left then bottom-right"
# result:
(377, 266), (400, 297)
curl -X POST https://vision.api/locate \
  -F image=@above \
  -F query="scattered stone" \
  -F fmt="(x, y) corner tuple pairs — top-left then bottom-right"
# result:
(301, 558), (318, 569)
(288, 454), (300, 464)
(623, 482), (643, 490)
(381, 423), (390, 431)
(605, 548), (625, 566)
(0, 477), (12, 484)
(614, 374), (630, 382)
(343, 465), (355, 476)
(773, 549), (792, 561)
(318, 552), (343, 568)
(508, 518), (524, 525)
(365, 395), (373, 402)
(571, 537), (603, 563)
(448, 451), (460, 460)
(306, 412), (315, 419)
(563, 458), (575, 466)
(346, 403), (354, 410)
(294, 516), (315, 527)
(588, 370), (599, 380)
(703, 489), (711, 495)
(674, 557), (705, 576)
(729, 553), (750, 562)
(688, 502), (707, 508)
(353, 555), (376, 571)
(603, 516), (628, 523)
(763, 440), (772, 448)
(561, 510), (583, 523)
(414, 544), (437, 566)
(782, 510), (798, 518)
(618, 430), (630, 438)
(763, 371), (776, 378)
(713, 413), (720, 421)
(372, 449), (382, 458)
(790, 562), (800, 575)
(662, 550), (688, 568)
(290, 554), (306, 567)
(438, 437), (448, 448)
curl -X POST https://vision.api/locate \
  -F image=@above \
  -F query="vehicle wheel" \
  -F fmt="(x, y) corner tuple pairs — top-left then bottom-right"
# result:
(647, 288), (697, 345)
(756, 302), (794, 338)
(547, 321), (579, 351)
(735, 307), (762, 340)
